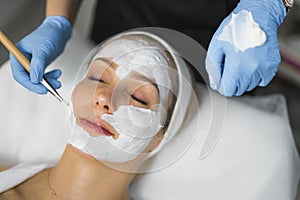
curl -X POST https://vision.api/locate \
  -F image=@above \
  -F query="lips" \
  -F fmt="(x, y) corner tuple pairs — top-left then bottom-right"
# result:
(78, 118), (114, 137)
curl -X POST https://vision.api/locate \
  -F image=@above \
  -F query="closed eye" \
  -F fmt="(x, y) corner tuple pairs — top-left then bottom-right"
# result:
(131, 94), (148, 106)
(88, 76), (104, 83)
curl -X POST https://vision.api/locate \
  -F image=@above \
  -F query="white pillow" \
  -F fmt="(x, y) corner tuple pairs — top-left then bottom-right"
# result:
(129, 84), (300, 200)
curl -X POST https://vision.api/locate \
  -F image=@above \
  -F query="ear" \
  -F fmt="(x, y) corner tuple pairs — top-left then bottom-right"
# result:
(147, 131), (164, 152)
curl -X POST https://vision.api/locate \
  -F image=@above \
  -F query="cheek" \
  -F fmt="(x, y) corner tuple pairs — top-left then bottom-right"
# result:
(71, 82), (95, 117)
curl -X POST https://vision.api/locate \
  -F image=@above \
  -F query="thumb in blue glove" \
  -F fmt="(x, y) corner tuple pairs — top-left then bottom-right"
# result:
(205, 0), (286, 96)
(9, 16), (72, 94)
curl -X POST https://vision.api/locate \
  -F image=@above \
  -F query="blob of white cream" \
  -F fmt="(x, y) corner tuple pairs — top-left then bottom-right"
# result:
(69, 105), (162, 163)
(218, 10), (267, 52)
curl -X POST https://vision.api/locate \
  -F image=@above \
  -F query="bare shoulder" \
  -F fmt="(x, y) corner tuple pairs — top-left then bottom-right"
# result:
(0, 168), (48, 200)
(0, 189), (23, 200)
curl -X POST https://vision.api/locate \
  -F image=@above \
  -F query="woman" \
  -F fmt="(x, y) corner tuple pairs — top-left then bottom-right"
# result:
(0, 30), (192, 199)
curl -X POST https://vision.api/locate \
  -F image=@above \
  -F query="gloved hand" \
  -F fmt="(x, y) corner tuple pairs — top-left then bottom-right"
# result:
(10, 16), (72, 94)
(205, 0), (286, 96)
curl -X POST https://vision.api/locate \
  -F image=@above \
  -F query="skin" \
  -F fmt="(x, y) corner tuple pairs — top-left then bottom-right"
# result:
(46, 0), (82, 25)
(0, 57), (167, 200)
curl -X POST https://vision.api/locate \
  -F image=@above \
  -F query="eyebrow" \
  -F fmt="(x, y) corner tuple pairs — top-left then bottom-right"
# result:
(130, 72), (155, 85)
(95, 57), (118, 70)
(97, 57), (112, 66)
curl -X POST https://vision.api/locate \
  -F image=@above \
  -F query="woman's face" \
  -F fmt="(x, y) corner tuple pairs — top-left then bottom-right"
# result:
(71, 57), (160, 140)
(69, 37), (175, 164)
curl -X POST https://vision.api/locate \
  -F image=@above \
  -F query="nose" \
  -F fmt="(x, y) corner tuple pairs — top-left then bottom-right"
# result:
(95, 88), (113, 114)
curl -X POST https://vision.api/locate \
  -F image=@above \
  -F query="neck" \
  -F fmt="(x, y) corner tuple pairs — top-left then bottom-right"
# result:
(49, 144), (133, 200)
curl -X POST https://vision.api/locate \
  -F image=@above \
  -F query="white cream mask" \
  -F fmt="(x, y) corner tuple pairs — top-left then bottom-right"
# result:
(95, 38), (172, 118)
(69, 37), (172, 163)
(69, 106), (162, 163)
(218, 10), (267, 52)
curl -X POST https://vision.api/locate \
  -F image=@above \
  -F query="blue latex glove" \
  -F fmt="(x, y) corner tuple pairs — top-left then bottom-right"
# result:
(9, 16), (72, 94)
(205, 0), (286, 96)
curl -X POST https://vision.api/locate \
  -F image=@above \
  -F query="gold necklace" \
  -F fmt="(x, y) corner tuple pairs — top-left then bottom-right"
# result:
(47, 168), (67, 199)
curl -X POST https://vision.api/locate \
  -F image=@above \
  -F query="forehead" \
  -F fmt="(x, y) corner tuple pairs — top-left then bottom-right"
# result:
(89, 57), (157, 85)
(94, 38), (170, 66)
(92, 57), (118, 70)
(90, 38), (172, 82)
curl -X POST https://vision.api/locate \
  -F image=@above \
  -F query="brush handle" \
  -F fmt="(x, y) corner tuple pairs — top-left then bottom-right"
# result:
(0, 31), (31, 73)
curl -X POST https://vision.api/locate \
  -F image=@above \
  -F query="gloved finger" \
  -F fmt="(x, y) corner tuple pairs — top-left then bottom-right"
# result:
(44, 78), (61, 89)
(44, 69), (62, 89)
(44, 69), (62, 80)
(30, 51), (48, 84)
(246, 71), (261, 92)
(22, 80), (48, 94)
(9, 53), (28, 73)
(9, 53), (32, 83)
(9, 44), (32, 72)
(205, 43), (224, 90)
(216, 54), (239, 97)
(258, 70), (276, 87)
(218, 74), (238, 97)
(235, 75), (250, 96)
(258, 51), (280, 87)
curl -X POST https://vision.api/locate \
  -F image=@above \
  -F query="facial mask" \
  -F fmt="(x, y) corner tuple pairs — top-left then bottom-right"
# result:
(69, 105), (162, 162)
(69, 37), (172, 163)
(94, 39), (172, 121)
(218, 10), (267, 52)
